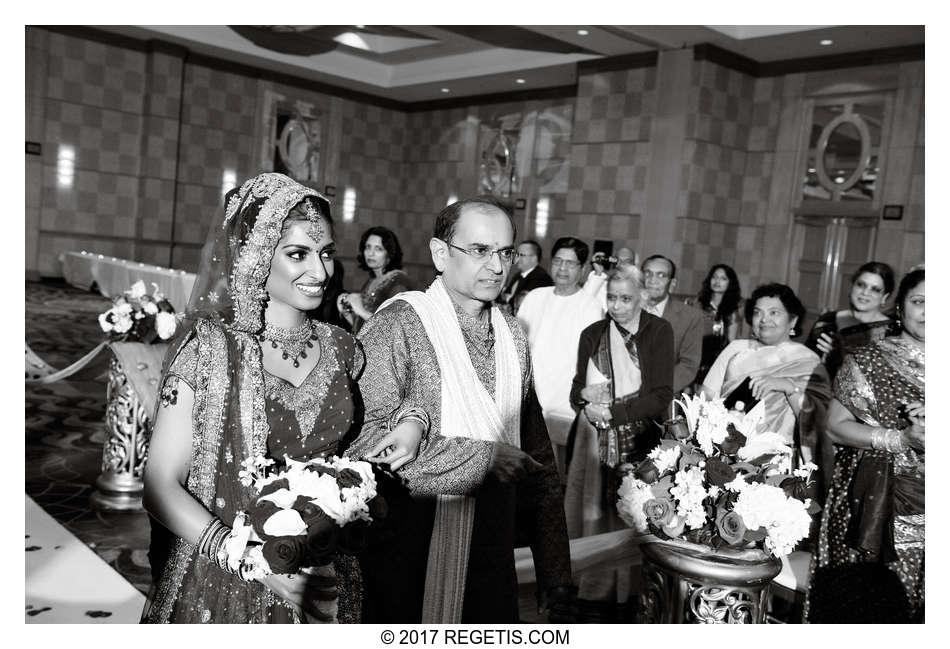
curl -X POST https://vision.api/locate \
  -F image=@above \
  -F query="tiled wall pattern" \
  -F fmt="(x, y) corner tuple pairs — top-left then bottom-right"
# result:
(33, 30), (148, 275)
(676, 60), (757, 295)
(335, 99), (412, 288)
(562, 68), (656, 260)
(26, 28), (924, 304)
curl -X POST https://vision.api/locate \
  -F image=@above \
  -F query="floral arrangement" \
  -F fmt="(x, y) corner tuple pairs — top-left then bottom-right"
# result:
(228, 454), (386, 578)
(616, 394), (819, 558)
(97, 280), (178, 343)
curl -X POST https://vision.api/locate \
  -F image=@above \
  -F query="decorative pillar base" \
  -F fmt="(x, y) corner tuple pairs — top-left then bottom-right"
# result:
(639, 542), (782, 624)
(89, 472), (144, 512)
(90, 353), (150, 513)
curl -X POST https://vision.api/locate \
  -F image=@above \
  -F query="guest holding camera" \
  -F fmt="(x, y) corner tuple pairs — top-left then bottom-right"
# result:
(583, 247), (636, 310)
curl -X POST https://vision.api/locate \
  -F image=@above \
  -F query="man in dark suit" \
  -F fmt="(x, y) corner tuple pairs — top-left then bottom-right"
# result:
(641, 254), (703, 395)
(498, 239), (553, 313)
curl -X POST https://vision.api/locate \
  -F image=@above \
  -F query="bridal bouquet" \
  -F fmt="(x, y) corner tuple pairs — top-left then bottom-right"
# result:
(229, 454), (386, 578)
(616, 394), (819, 558)
(97, 280), (178, 343)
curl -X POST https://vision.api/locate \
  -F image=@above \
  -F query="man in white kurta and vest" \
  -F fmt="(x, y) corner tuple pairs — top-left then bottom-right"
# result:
(346, 197), (572, 623)
(517, 237), (604, 422)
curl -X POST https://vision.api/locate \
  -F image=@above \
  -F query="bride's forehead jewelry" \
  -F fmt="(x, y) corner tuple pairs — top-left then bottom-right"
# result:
(304, 202), (327, 244)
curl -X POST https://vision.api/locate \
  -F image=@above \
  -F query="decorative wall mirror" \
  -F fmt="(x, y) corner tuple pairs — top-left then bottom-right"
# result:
(801, 95), (891, 205)
(257, 89), (324, 185)
(275, 103), (322, 183)
(479, 114), (522, 197)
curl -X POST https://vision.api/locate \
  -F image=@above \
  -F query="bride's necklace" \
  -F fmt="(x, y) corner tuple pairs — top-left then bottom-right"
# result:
(258, 320), (317, 368)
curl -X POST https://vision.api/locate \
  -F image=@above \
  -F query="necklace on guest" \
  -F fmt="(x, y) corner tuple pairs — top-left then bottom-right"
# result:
(258, 320), (317, 368)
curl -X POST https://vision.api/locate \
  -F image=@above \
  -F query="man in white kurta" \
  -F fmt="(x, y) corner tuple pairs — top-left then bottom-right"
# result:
(517, 238), (603, 420)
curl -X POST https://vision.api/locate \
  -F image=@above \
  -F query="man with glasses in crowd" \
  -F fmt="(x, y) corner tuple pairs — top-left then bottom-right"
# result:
(517, 237), (603, 427)
(349, 196), (573, 623)
(640, 254), (703, 395)
(498, 239), (553, 314)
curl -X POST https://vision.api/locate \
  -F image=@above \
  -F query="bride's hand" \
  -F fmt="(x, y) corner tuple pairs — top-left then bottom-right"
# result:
(367, 420), (424, 471)
(259, 572), (337, 622)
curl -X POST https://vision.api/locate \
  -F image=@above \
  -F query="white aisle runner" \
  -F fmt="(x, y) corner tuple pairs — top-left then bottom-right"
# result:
(25, 495), (145, 623)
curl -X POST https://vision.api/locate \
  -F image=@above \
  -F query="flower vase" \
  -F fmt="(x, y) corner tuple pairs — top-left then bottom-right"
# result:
(639, 541), (782, 624)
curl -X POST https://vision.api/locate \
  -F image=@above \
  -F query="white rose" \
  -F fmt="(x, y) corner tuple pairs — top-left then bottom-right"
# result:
(128, 280), (147, 299)
(155, 312), (177, 339)
(143, 301), (159, 315)
(114, 301), (133, 316)
(98, 311), (114, 333)
(262, 508), (307, 537)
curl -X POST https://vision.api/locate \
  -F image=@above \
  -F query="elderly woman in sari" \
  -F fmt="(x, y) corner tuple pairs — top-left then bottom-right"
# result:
(701, 283), (831, 471)
(806, 268), (924, 623)
(564, 264), (673, 617)
(141, 174), (422, 623)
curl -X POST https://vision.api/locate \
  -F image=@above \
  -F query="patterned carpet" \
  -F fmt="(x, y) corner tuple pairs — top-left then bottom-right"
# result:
(25, 280), (152, 597)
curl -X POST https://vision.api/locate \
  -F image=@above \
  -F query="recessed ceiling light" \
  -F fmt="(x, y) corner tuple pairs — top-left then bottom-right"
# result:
(441, 88), (450, 93)
(516, 78), (526, 84)
(577, 29), (589, 36)
(355, 25), (365, 29)
(820, 39), (833, 46)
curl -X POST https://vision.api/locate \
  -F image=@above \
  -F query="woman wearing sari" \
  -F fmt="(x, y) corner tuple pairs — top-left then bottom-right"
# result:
(338, 226), (414, 333)
(806, 268), (924, 623)
(564, 264), (673, 617)
(141, 173), (422, 623)
(805, 261), (895, 381)
(701, 283), (831, 471)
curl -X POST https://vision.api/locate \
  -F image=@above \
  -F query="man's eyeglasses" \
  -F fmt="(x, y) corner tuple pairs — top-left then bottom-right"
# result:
(551, 258), (581, 268)
(643, 270), (670, 281)
(445, 241), (515, 264)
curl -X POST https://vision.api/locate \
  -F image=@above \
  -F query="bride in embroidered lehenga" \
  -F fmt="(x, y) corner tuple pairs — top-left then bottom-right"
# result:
(141, 173), (422, 623)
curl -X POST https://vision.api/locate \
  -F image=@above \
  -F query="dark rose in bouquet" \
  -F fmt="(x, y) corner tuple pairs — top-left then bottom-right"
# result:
(261, 535), (308, 574)
(635, 459), (660, 485)
(704, 457), (736, 487)
(715, 509), (747, 545)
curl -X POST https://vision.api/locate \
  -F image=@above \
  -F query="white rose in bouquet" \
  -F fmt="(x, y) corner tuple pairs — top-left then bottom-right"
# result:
(155, 312), (177, 339)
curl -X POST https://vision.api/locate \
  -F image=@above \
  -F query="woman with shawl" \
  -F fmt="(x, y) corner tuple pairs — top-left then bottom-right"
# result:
(141, 173), (422, 623)
(701, 283), (831, 472)
(806, 268), (924, 623)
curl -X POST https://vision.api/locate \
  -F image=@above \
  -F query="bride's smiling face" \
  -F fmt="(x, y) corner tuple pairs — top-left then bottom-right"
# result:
(265, 217), (335, 315)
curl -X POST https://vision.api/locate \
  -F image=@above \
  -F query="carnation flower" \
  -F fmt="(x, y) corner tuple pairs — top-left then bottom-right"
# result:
(143, 300), (159, 315)
(670, 466), (708, 529)
(113, 315), (133, 334)
(732, 482), (811, 557)
(616, 475), (653, 533)
(648, 444), (682, 475)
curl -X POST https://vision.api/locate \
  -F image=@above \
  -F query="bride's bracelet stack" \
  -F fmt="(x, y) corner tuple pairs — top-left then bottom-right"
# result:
(870, 427), (905, 453)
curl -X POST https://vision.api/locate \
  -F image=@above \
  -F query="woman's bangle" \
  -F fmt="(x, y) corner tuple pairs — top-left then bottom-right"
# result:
(870, 427), (905, 453)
